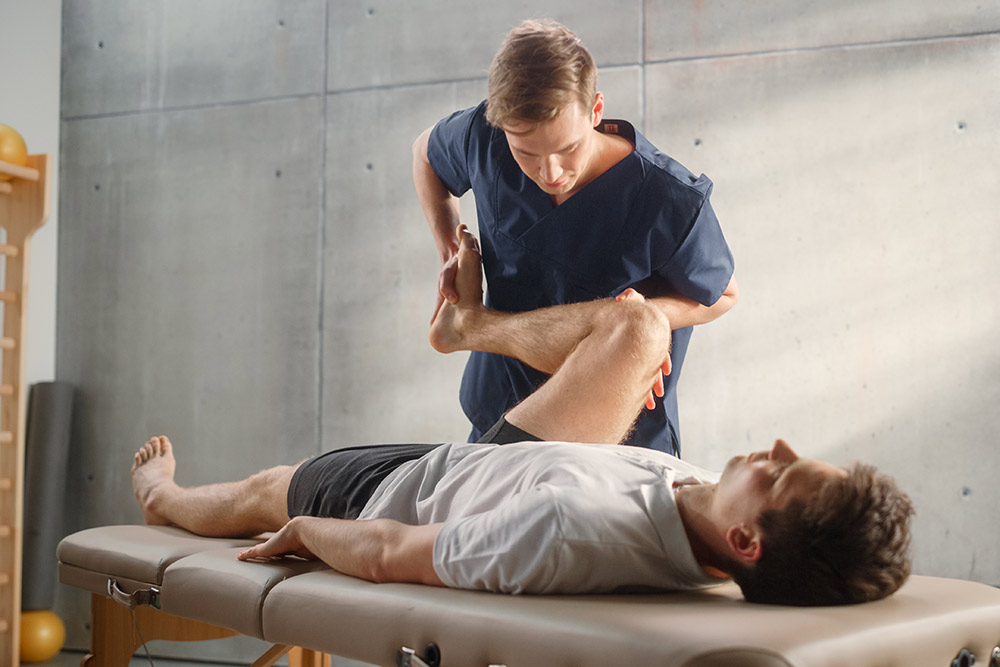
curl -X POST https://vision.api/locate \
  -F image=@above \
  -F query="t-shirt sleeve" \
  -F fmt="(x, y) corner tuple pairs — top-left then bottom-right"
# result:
(654, 180), (735, 307)
(426, 103), (484, 198)
(432, 485), (564, 594)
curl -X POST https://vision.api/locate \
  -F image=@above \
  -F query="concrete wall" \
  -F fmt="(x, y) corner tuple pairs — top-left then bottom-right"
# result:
(56, 0), (999, 660)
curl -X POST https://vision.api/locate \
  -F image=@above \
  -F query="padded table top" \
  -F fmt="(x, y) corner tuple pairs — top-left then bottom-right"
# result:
(262, 569), (1000, 667)
(58, 525), (1000, 667)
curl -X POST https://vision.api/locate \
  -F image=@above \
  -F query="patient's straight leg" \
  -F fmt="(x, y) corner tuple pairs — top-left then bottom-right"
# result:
(131, 435), (296, 537)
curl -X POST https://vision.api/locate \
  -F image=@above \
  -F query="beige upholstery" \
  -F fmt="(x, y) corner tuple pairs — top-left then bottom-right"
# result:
(56, 525), (260, 597)
(160, 547), (327, 639)
(58, 525), (1000, 667)
(263, 569), (1000, 667)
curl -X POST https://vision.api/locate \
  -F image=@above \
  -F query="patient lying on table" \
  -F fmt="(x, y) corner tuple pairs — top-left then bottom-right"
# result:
(130, 227), (913, 607)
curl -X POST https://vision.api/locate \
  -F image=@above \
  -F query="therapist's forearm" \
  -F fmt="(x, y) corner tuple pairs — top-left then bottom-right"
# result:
(645, 276), (739, 329)
(413, 128), (462, 262)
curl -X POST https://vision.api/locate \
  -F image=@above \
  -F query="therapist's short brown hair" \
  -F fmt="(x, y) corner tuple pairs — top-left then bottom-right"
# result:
(486, 19), (597, 129)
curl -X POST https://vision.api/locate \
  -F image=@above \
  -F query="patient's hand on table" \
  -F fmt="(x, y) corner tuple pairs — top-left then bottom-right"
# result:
(238, 520), (316, 562)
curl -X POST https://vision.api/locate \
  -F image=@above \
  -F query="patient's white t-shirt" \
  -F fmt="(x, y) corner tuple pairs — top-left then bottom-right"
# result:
(358, 441), (724, 595)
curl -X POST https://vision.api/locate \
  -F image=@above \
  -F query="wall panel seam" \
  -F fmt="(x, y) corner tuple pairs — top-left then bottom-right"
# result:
(317, 0), (329, 455)
(646, 29), (1000, 68)
(60, 92), (326, 123)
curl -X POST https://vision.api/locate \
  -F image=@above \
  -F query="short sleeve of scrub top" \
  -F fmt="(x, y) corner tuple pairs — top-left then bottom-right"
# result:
(426, 106), (478, 198)
(653, 182), (732, 307)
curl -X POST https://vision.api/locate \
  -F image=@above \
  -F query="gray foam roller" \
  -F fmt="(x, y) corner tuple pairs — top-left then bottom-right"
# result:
(22, 381), (74, 610)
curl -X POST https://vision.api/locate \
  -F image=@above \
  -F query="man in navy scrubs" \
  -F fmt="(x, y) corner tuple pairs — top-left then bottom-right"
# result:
(413, 19), (738, 454)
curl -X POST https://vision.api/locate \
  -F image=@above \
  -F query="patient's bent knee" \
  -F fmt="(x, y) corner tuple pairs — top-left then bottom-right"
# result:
(610, 301), (671, 360)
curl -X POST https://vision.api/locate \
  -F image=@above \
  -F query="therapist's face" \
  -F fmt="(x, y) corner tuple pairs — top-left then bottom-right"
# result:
(503, 96), (603, 200)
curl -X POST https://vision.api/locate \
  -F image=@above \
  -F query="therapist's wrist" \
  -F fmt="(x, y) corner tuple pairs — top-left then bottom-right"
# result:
(438, 236), (460, 264)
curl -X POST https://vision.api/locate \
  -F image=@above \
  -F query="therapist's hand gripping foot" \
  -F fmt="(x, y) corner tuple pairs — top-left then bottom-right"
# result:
(428, 224), (485, 356)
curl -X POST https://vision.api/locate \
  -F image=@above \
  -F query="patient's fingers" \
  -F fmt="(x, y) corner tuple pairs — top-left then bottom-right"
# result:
(238, 551), (280, 563)
(239, 542), (284, 562)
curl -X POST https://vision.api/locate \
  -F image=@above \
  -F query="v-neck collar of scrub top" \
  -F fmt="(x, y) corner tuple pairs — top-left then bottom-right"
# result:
(490, 119), (645, 282)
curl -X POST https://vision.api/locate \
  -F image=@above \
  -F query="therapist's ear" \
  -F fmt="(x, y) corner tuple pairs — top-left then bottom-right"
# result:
(591, 92), (605, 127)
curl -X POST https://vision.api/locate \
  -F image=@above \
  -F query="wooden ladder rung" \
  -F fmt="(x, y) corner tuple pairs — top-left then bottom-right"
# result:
(0, 159), (40, 181)
(0, 573), (9, 586)
(0, 244), (17, 258)
(0, 432), (10, 443)
(0, 479), (10, 490)
(0, 338), (13, 350)
(0, 385), (13, 397)
(0, 291), (16, 304)
(0, 526), (11, 538)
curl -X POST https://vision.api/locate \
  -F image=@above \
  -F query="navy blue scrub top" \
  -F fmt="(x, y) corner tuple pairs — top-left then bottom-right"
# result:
(427, 101), (734, 454)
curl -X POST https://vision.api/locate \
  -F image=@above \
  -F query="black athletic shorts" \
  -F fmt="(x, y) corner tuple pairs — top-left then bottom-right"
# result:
(475, 416), (541, 445)
(286, 417), (540, 520)
(287, 443), (439, 520)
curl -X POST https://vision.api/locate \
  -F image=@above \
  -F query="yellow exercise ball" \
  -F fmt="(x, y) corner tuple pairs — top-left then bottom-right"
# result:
(19, 610), (66, 663)
(0, 123), (29, 181)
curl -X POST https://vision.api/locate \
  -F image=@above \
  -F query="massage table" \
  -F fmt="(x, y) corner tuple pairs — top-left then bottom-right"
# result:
(58, 525), (1000, 667)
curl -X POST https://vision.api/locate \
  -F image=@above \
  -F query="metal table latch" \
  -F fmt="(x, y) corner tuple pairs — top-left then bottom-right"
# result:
(397, 643), (441, 667)
(107, 578), (161, 610)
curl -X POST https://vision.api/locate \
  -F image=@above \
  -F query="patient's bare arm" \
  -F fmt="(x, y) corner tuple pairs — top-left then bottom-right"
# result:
(238, 516), (446, 587)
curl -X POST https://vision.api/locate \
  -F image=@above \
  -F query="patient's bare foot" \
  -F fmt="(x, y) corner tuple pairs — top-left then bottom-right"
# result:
(131, 435), (178, 526)
(430, 225), (486, 353)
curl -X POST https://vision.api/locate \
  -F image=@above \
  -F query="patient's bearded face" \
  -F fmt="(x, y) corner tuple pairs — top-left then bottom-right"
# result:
(715, 440), (846, 527)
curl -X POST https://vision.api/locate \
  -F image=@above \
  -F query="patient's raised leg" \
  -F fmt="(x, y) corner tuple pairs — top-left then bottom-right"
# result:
(431, 226), (667, 377)
(430, 226), (671, 444)
(131, 435), (295, 537)
(429, 225), (590, 373)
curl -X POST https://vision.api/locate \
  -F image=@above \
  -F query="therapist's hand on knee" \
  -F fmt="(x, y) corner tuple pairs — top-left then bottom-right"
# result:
(616, 288), (672, 410)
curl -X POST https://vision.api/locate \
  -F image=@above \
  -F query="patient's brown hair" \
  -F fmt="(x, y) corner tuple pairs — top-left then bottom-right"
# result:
(731, 463), (914, 606)
(486, 19), (597, 129)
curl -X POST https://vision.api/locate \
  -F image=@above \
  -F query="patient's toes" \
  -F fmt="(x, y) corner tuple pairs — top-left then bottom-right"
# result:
(135, 436), (176, 468)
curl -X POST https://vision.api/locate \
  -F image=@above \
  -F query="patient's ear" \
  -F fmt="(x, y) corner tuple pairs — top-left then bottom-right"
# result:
(725, 524), (762, 565)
